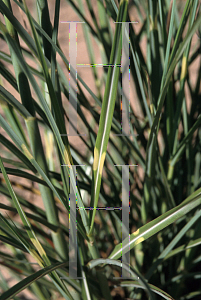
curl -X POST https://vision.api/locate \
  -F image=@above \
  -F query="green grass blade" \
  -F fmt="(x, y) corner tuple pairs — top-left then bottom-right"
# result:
(109, 187), (201, 260)
(0, 261), (69, 300)
(0, 157), (74, 298)
(87, 258), (155, 300)
(0, 85), (31, 119)
(0, 133), (36, 173)
(89, 0), (129, 236)
(117, 281), (174, 300)
(145, 209), (201, 280)
(0, 155), (51, 266)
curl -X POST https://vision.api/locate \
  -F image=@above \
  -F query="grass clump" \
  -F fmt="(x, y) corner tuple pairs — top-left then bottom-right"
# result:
(0, 0), (201, 299)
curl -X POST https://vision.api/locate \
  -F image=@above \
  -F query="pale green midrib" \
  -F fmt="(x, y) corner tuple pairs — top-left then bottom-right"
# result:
(94, 63), (117, 199)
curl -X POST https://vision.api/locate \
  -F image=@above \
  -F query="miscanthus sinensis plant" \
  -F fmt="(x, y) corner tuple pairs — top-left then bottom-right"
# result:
(0, 0), (201, 299)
